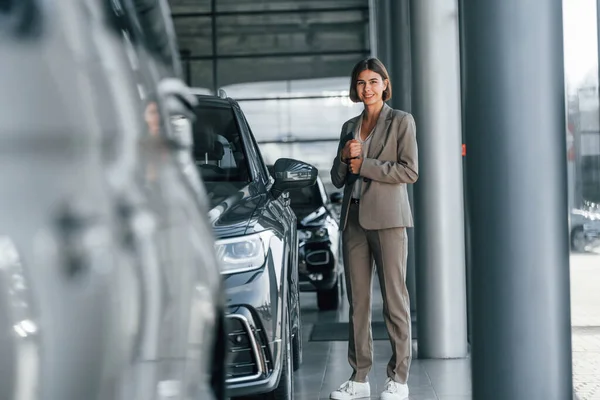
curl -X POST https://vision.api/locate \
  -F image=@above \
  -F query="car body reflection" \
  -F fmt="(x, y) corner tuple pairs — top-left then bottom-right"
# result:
(0, 1), (226, 400)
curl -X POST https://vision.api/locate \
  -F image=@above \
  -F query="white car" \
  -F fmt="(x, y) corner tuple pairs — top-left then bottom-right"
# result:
(570, 208), (600, 252)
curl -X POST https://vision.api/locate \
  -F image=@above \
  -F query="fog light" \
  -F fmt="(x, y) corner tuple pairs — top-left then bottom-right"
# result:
(309, 273), (323, 281)
(314, 228), (327, 238)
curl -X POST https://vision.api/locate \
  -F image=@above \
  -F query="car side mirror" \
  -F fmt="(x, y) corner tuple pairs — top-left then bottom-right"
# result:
(170, 115), (193, 150)
(1, 0), (41, 38)
(271, 158), (318, 198)
(329, 192), (343, 204)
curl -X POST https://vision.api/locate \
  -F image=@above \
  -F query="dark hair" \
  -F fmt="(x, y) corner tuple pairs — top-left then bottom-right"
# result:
(349, 58), (392, 103)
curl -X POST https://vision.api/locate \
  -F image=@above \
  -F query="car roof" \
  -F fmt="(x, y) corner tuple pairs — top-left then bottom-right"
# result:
(190, 89), (240, 108)
(194, 94), (232, 107)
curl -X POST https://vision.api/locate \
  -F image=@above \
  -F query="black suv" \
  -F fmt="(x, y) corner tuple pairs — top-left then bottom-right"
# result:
(288, 177), (344, 310)
(191, 92), (317, 399)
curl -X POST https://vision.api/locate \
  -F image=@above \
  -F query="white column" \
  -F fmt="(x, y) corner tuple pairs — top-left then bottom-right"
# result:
(411, 0), (469, 358)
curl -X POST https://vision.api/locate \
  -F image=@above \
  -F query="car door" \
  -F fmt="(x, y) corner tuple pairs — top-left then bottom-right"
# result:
(235, 109), (300, 326)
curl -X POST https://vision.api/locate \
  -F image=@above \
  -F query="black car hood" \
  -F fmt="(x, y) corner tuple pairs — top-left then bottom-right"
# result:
(204, 181), (264, 238)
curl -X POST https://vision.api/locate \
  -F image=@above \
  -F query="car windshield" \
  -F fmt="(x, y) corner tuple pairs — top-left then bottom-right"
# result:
(192, 102), (251, 182)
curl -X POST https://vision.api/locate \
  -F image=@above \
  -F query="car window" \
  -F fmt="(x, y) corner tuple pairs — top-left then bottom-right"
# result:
(192, 103), (251, 182)
(288, 184), (323, 210)
(316, 178), (329, 205)
(240, 112), (270, 183)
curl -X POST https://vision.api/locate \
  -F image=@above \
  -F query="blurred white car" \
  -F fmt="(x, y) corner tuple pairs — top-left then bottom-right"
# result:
(570, 207), (600, 252)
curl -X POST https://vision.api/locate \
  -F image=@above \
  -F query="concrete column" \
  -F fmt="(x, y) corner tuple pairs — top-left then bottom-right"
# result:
(457, 0), (473, 344)
(411, 0), (468, 358)
(463, 0), (573, 398)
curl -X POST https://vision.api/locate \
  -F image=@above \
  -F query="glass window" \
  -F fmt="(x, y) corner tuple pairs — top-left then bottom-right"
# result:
(288, 184), (323, 210)
(188, 60), (214, 90)
(192, 103), (250, 182)
(222, 77), (361, 191)
(240, 112), (271, 182)
(564, 1), (600, 397)
(225, 77), (363, 142)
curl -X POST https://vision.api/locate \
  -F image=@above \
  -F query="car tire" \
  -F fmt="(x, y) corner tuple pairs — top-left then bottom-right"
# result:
(317, 279), (340, 311)
(571, 227), (586, 252)
(267, 317), (294, 400)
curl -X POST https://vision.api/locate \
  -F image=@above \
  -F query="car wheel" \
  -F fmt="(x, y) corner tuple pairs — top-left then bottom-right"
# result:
(267, 317), (294, 400)
(317, 279), (340, 311)
(571, 227), (587, 252)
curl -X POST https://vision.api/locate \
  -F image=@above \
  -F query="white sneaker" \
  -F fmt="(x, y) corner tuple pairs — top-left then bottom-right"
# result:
(329, 380), (371, 399)
(380, 377), (409, 400)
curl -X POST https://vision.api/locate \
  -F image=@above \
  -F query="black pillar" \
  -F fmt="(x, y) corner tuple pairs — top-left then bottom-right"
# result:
(372, 0), (417, 314)
(389, 0), (417, 315)
(463, 1), (573, 398)
(371, 0), (393, 68)
(389, 0), (412, 112)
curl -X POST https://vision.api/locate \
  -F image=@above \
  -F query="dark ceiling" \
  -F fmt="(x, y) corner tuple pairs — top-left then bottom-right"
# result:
(169, 0), (371, 91)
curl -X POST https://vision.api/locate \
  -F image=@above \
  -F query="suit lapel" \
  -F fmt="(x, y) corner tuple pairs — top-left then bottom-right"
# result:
(367, 103), (393, 159)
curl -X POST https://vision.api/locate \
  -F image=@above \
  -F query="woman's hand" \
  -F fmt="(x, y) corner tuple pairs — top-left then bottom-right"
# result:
(342, 139), (362, 161)
(349, 158), (363, 174)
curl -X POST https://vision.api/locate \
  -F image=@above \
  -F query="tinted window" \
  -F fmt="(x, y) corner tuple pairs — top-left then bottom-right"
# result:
(240, 112), (270, 183)
(289, 184), (323, 210)
(192, 103), (250, 182)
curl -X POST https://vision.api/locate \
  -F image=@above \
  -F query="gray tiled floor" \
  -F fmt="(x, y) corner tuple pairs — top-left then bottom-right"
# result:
(292, 250), (599, 400)
(571, 251), (600, 400)
(295, 250), (600, 400)
(295, 281), (471, 400)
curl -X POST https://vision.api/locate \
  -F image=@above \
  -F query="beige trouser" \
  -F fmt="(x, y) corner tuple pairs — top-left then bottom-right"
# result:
(342, 203), (412, 384)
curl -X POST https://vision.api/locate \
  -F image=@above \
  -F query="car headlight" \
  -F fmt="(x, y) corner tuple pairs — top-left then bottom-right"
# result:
(215, 231), (273, 274)
(298, 230), (312, 241)
(314, 227), (328, 238)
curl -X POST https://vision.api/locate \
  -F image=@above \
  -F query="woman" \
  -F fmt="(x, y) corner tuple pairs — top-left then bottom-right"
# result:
(329, 58), (418, 400)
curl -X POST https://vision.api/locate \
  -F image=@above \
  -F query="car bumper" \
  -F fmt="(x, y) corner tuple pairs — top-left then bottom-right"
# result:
(584, 227), (600, 238)
(299, 270), (338, 291)
(225, 311), (282, 397)
(222, 262), (285, 397)
(298, 240), (338, 291)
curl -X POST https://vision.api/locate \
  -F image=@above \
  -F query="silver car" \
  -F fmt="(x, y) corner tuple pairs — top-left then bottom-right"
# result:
(0, 1), (225, 400)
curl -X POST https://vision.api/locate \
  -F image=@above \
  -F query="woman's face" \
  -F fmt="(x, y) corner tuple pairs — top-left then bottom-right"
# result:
(144, 101), (161, 137)
(356, 69), (388, 106)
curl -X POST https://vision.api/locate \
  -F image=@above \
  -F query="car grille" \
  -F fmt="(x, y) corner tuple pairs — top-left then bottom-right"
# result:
(226, 315), (265, 383)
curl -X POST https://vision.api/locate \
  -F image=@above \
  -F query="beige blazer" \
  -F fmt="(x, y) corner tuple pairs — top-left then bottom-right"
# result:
(330, 103), (418, 231)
